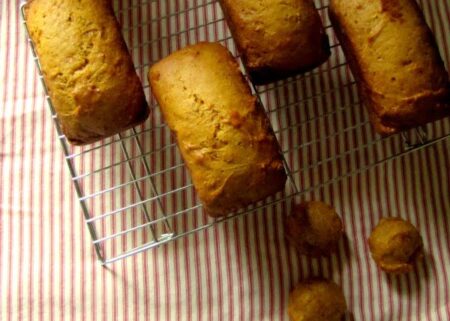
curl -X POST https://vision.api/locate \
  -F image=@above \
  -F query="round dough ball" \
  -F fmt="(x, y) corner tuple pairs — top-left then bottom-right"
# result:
(288, 279), (347, 321)
(368, 217), (424, 274)
(285, 201), (343, 256)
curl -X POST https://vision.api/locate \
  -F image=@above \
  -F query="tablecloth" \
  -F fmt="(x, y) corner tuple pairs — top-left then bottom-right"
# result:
(1, 0), (450, 320)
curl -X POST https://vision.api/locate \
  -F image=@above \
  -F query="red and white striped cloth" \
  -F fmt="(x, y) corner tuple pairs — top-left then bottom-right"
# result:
(1, 0), (450, 320)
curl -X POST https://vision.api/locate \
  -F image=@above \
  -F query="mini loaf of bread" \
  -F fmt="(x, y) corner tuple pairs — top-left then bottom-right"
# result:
(149, 42), (287, 217)
(219, 0), (330, 85)
(24, 0), (149, 145)
(329, 0), (450, 135)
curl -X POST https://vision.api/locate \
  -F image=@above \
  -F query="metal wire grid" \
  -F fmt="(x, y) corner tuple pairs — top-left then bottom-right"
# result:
(21, 0), (450, 264)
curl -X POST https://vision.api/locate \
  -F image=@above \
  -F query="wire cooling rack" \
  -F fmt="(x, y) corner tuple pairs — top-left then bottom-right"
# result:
(22, 0), (450, 264)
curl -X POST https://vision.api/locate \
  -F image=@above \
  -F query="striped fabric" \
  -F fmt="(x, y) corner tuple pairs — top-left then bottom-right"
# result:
(1, 0), (450, 320)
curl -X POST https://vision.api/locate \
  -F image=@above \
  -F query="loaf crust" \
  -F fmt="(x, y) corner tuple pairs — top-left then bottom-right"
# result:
(329, 0), (450, 135)
(219, 0), (330, 85)
(24, 0), (149, 145)
(149, 43), (287, 217)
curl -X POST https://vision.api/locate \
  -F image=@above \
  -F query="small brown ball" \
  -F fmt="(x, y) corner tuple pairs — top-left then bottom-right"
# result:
(368, 217), (424, 274)
(288, 279), (347, 321)
(285, 201), (344, 256)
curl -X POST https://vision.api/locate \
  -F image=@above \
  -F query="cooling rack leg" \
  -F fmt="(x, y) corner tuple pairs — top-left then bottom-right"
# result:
(130, 128), (174, 235)
(118, 133), (161, 242)
(416, 126), (428, 145)
(61, 139), (105, 263)
(402, 126), (429, 149)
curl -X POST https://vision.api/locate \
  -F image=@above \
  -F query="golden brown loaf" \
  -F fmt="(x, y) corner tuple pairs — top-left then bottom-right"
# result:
(149, 42), (287, 217)
(329, 0), (450, 135)
(219, 0), (330, 85)
(24, 0), (149, 145)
